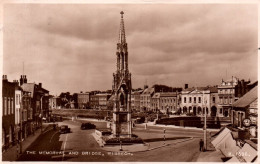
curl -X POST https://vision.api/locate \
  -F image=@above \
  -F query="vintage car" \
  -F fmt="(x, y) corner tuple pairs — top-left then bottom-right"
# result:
(59, 125), (70, 134)
(81, 122), (96, 130)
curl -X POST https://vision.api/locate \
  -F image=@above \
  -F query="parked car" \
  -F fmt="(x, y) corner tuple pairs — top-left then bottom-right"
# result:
(81, 122), (96, 130)
(59, 125), (70, 134)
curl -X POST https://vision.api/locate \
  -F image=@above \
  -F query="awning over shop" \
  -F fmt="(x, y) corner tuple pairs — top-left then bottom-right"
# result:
(236, 143), (257, 162)
(211, 128), (240, 157)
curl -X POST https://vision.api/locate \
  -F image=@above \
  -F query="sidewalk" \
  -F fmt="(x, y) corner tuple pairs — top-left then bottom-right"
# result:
(196, 133), (225, 162)
(142, 121), (220, 132)
(2, 123), (51, 161)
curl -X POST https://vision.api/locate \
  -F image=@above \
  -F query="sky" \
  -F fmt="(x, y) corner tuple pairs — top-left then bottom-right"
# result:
(3, 3), (258, 95)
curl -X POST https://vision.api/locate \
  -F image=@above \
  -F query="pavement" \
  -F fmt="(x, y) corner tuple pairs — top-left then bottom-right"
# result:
(2, 123), (53, 161)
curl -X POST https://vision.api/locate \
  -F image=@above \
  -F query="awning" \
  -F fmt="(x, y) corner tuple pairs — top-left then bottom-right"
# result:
(236, 143), (257, 162)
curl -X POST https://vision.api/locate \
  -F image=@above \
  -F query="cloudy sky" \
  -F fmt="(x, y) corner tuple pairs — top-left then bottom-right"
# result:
(3, 3), (258, 95)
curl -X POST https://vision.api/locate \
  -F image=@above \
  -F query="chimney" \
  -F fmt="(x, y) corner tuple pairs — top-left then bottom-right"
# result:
(24, 75), (27, 83)
(144, 85), (148, 90)
(13, 80), (19, 86)
(184, 84), (188, 89)
(39, 83), (42, 88)
(20, 75), (24, 86)
(2, 75), (8, 81)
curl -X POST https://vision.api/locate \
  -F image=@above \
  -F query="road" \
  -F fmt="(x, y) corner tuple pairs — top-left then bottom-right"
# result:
(17, 119), (215, 162)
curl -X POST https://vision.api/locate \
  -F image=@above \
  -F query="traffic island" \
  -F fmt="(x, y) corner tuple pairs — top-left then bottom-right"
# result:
(94, 129), (144, 146)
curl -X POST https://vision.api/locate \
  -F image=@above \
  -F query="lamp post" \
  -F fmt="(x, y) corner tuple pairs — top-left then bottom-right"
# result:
(203, 91), (207, 151)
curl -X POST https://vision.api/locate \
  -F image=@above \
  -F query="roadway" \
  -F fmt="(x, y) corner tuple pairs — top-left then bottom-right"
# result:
(17, 119), (216, 162)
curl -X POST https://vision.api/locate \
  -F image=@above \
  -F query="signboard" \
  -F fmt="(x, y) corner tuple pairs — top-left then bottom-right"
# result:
(243, 119), (251, 127)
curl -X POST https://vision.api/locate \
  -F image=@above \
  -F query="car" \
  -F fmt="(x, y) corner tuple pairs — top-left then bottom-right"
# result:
(59, 125), (70, 134)
(81, 122), (96, 130)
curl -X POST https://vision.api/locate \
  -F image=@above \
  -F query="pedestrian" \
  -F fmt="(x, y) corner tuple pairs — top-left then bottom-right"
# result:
(199, 139), (204, 152)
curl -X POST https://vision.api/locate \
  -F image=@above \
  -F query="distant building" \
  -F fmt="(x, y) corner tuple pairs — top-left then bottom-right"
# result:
(96, 93), (111, 110)
(77, 92), (90, 109)
(49, 96), (61, 109)
(218, 77), (257, 117)
(131, 90), (143, 112)
(180, 86), (218, 117)
(231, 85), (257, 139)
(151, 92), (179, 114)
(140, 87), (155, 111)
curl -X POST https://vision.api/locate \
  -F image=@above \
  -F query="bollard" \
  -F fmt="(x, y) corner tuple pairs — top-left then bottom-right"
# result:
(119, 141), (123, 151)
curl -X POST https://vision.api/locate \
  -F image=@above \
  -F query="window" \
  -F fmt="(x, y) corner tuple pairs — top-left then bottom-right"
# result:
(189, 97), (192, 103)
(11, 98), (13, 114)
(213, 97), (215, 103)
(184, 97), (186, 103)
(198, 97), (201, 103)
(220, 97), (223, 104)
(230, 98), (232, 104)
(225, 98), (228, 104)
(8, 98), (10, 115)
(194, 97), (196, 103)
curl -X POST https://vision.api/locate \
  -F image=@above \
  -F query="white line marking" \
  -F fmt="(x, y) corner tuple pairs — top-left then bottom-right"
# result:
(62, 133), (68, 161)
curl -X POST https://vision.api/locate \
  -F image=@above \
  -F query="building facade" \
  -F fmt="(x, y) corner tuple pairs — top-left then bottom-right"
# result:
(140, 87), (155, 111)
(218, 77), (256, 117)
(96, 93), (111, 110)
(180, 87), (218, 117)
(151, 92), (179, 114)
(77, 92), (90, 109)
(231, 86), (257, 138)
(131, 90), (143, 112)
(21, 77), (49, 130)
(49, 96), (61, 109)
(2, 75), (16, 150)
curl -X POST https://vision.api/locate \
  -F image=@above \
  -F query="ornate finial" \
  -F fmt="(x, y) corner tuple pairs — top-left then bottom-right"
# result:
(120, 11), (124, 18)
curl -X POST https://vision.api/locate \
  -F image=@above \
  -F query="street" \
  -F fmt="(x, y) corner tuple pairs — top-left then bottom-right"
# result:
(17, 119), (214, 162)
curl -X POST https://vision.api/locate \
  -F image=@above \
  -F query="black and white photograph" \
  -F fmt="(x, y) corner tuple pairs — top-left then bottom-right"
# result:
(1, 0), (259, 162)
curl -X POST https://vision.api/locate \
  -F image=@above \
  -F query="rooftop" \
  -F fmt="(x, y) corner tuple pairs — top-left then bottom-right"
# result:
(233, 86), (258, 108)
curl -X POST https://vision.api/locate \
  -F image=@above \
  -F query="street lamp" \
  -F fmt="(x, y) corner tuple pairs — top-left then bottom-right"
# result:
(202, 91), (207, 151)
(19, 92), (31, 154)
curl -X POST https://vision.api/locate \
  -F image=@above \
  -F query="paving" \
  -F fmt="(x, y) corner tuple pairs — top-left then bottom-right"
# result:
(2, 123), (52, 161)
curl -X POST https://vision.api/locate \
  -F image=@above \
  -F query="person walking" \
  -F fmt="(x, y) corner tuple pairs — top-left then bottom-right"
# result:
(199, 139), (204, 152)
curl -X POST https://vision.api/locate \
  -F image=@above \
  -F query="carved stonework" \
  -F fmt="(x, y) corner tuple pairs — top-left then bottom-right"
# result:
(112, 11), (132, 137)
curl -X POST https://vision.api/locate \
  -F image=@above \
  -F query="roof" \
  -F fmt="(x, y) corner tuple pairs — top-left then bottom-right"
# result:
(183, 86), (217, 93)
(21, 83), (35, 98)
(142, 87), (154, 95)
(207, 86), (218, 93)
(233, 86), (258, 108)
(132, 90), (143, 94)
(152, 93), (160, 99)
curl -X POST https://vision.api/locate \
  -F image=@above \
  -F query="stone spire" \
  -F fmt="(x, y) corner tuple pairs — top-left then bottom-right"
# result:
(118, 11), (126, 44)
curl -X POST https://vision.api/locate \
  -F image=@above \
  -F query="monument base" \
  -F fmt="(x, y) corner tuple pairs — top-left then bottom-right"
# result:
(95, 129), (143, 146)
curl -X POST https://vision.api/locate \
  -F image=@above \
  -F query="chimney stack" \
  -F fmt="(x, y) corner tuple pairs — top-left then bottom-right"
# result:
(2, 75), (8, 81)
(39, 83), (42, 88)
(184, 84), (188, 89)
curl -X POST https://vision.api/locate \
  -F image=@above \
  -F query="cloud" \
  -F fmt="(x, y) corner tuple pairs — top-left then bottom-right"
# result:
(3, 4), (258, 94)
